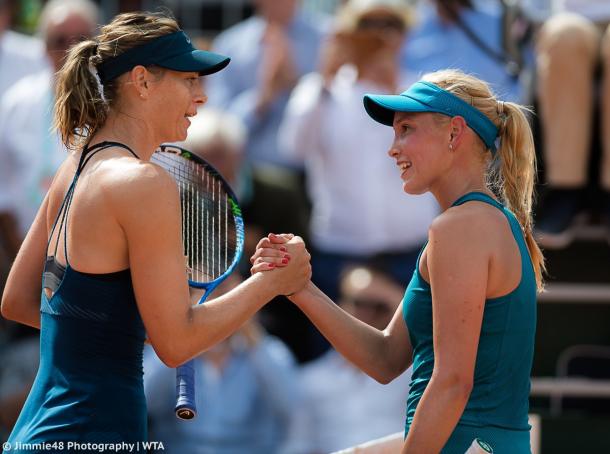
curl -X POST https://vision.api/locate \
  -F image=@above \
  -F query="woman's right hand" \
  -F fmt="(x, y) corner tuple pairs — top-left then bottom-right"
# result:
(251, 234), (311, 296)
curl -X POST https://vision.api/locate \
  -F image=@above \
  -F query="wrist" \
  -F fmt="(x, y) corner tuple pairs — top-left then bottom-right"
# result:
(287, 281), (314, 306)
(250, 272), (280, 301)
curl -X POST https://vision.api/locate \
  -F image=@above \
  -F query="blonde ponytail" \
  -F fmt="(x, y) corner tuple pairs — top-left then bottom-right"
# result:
(423, 69), (546, 291)
(493, 101), (546, 291)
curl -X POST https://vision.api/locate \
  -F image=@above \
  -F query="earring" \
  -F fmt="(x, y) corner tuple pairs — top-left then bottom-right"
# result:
(449, 143), (453, 151)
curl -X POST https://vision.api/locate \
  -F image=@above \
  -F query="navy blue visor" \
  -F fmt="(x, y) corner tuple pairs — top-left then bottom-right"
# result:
(97, 31), (230, 84)
(363, 81), (499, 152)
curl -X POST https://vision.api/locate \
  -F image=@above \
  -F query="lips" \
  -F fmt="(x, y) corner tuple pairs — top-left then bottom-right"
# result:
(398, 161), (412, 172)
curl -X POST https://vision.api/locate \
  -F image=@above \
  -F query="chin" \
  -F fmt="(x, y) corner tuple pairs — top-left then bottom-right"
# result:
(403, 182), (428, 196)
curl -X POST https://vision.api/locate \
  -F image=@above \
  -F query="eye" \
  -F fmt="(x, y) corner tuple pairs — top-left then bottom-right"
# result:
(185, 75), (199, 85)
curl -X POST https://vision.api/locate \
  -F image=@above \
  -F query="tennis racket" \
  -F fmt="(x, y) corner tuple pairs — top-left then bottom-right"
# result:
(151, 144), (245, 420)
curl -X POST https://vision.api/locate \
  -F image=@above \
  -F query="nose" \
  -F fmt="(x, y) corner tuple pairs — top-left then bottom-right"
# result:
(194, 83), (207, 106)
(387, 144), (399, 158)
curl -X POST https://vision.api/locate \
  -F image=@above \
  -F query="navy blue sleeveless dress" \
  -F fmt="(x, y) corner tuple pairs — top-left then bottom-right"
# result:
(5, 143), (147, 453)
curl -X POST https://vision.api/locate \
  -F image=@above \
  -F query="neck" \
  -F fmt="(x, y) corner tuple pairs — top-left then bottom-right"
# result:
(430, 171), (491, 211)
(91, 109), (159, 160)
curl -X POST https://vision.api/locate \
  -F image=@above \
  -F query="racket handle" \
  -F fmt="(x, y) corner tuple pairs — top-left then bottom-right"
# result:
(175, 360), (197, 419)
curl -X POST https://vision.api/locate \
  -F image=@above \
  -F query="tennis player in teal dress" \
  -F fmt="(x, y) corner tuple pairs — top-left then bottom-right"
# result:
(1, 11), (311, 453)
(252, 69), (545, 453)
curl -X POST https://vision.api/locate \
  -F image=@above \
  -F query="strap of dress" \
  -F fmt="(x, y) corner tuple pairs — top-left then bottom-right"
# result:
(451, 191), (503, 210)
(46, 141), (139, 265)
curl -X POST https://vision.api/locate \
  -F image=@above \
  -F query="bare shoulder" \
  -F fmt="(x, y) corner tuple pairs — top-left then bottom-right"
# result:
(100, 158), (179, 208)
(429, 200), (504, 251)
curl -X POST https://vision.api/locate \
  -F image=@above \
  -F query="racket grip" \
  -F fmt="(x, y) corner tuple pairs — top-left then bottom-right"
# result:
(175, 360), (197, 419)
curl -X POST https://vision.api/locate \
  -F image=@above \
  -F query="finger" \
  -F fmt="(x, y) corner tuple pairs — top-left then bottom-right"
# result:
(251, 247), (287, 263)
(268, 233), (293, 244)
(256, 237), (288, 253)
(250, 262), (277, 274)
(256, 237), (272, 250)
(254, 255), (290, 267)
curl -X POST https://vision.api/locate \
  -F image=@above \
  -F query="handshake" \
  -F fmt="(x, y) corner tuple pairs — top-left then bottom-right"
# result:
(250, 233), (312, 297)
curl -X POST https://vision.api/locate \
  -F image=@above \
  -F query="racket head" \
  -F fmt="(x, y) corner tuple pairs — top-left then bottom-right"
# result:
(151, 144), (245, 293)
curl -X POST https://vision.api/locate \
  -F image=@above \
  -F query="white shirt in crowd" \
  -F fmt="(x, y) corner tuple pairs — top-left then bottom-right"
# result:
(279, 66), (438, 256)
(0, 30), (49, 98)
(284, 349), (411, 454)
(0, 70), (67, 236)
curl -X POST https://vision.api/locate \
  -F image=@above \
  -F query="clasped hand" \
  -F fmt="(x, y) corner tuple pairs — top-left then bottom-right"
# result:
(250, 233), (311, 296)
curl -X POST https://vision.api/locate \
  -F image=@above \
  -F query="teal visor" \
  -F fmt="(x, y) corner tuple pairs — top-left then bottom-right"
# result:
(363, 81), (499, 152)
(97, 31), (230, 84)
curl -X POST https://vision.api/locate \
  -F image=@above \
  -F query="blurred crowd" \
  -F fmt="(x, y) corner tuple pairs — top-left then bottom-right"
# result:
(1, 0), (609, 452)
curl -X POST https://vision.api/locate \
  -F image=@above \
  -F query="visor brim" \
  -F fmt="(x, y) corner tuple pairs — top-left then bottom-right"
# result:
(363, 94), (432, 126)
(158, 49), (230, 76)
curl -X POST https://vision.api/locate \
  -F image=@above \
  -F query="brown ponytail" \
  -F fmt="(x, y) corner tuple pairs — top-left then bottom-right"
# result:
(53, 11), (180, 149)
(423, 69), (546, 291)
(54, 39), (106, 150)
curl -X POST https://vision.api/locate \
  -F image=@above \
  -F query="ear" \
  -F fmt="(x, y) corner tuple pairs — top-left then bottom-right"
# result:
(129, 65), (151, 99)
(448, 115), (467, 150)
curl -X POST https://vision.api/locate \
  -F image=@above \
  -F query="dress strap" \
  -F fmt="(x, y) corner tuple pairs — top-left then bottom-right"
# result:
(451, 191), (503, 210)
(46, 141), (139, 265)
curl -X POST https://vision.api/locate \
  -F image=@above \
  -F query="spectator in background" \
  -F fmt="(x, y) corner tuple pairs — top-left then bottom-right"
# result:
(284, 265), (411, 454)
(279, 0), (437, 303)
(207, 0), (326, 171)
(206, 0), (328, 244)
(403, 0), (524, 102)
(144, 275), (300, 454)
(533, 2), (610, 248)
(0, 0), (51, 286)
(0, 0), (49, 98)
(0, 0), (98, 259)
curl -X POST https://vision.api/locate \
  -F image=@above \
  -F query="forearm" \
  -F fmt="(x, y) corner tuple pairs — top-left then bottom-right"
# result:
(175, 273), (277, 364)
(402, 375), (471, 453)
(0, 303), (41, 329)
(1, 267), (42, 330)
(290, 282), (393, 382)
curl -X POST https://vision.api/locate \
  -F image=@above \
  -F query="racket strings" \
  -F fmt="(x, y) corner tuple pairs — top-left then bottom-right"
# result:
(151, 151), (238, 283)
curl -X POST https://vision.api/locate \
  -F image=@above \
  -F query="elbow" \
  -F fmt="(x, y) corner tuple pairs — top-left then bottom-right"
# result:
(151, 340), (192, 369)
(374, 373), (394, 385)
(433, 371), (473, 402)
(1, 292), (19, 322)
(371, 362), (410, 385)
(155, 349), (189, 369)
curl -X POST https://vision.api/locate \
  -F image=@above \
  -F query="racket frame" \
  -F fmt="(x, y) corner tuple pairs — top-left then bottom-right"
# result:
(153, 144), (245, 420)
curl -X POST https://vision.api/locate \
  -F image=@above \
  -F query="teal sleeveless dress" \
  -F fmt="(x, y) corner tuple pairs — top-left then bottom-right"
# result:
(403, 192), (536, 454)
(4, 143), (147, 453)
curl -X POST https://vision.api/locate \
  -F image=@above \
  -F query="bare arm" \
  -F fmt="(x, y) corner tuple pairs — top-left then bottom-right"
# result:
(402, 212), (488, 454)
(290, 283), (411, 383)
(252, 236), (411, 383)
(117, 165), (310, 368)
(0, 196), (50, 328)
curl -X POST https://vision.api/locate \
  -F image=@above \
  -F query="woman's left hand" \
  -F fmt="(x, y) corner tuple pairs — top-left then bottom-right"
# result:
(250, 233), (294, 274)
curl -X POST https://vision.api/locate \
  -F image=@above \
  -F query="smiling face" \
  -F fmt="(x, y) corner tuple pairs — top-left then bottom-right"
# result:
(388, 111), (453, 195)
(148, 70), (207, 143)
